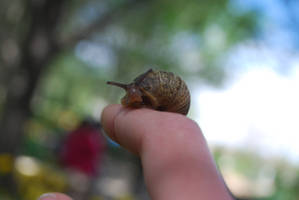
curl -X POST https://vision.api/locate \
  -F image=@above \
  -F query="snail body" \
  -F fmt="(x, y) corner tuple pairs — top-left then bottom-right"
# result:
(107, 69), (190, 115)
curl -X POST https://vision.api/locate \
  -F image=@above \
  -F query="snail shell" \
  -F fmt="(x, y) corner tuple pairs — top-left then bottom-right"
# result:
(107, 69), (190, 115)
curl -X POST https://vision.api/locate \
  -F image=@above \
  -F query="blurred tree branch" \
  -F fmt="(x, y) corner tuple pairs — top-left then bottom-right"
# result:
(0, 0), (68, 153)
(60, 0), (146, 49)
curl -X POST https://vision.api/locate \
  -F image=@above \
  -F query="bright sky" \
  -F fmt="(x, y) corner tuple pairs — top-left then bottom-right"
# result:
(193, 66), (299, 162)
(189, 0), (299, 163)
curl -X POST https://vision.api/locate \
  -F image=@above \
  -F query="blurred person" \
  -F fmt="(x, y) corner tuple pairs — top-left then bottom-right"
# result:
(59, 118), (106, 200)
(40, 105), (233, 200)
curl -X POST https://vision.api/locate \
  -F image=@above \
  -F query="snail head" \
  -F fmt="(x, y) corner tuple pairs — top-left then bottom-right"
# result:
(107, 81), (143, 107)
(107, 69), (153, 108)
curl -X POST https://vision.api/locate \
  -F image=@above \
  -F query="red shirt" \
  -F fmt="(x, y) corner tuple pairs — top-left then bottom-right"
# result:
(60, 126), (105, 176)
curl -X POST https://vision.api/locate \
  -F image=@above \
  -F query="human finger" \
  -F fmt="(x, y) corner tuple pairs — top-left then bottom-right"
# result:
(38, 193), (72, 200)
(101, 104), (233, 200)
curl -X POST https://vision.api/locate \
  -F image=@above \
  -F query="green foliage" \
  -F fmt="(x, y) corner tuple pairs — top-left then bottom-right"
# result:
(214, 148), (299, 200)
(34, 53), (109, 128)
(105, 0), (258, 85)
(267, 163), (299, 200)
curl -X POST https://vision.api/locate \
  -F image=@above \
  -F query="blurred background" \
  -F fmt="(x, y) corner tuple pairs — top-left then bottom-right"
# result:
(0, 0), (298, 199)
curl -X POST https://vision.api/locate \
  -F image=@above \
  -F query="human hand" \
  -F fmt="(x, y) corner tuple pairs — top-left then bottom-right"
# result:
(39, 104), (233, 200)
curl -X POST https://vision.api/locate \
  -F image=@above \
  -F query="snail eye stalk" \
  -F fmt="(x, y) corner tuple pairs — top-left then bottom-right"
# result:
(107, 81), (128, 90)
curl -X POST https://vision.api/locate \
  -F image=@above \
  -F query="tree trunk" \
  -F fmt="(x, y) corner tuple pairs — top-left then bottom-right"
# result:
(0, 60), (49, 153)
(0, 0), (65, 154)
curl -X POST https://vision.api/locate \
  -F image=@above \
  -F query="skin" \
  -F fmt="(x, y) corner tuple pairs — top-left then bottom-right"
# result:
(39, 104), (234, 200)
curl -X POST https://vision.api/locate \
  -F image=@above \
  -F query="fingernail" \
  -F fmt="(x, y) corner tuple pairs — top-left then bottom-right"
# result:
(38, 193), (57, 200)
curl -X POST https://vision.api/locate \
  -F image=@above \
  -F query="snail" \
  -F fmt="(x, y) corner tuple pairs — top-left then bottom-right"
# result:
(107, 69), (190, 115)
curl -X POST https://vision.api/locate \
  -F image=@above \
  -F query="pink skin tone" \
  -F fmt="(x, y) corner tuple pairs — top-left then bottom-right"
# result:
(38, 193), (72, 200)
(39, 104), (233, 200)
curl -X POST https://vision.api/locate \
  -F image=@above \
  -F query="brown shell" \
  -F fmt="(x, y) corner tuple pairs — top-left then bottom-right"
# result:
(107, 69), (190, 115)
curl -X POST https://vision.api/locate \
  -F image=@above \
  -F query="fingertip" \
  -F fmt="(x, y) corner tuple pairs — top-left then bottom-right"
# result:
(38, 193), (72, 200)
(100, 104), (204, 156)
(101, 104), (123, 142)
